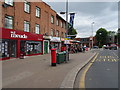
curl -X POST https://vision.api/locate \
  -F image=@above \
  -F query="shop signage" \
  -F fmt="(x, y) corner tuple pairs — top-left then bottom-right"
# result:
(50, 37), (61, 42)
(64, 40), (70, 44)
(10, 31), (28, 39)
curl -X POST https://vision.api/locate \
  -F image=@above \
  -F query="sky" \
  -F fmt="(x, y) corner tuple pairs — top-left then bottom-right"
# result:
(42, 0), (118, 38)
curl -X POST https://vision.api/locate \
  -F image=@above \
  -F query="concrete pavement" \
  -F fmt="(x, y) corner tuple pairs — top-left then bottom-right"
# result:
(2, 50), (96, 88)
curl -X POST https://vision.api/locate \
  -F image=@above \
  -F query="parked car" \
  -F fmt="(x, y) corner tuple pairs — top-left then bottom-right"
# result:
(109, 44), (117, 50)
(103, 45), (109, 49)
(93, 46), (99, 49)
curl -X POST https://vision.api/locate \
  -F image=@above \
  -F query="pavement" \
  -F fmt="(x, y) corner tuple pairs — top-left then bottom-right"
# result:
(2, 50), (97, 88)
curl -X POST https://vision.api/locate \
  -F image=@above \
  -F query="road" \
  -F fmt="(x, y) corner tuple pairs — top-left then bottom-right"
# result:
(74, 49), (119, 89)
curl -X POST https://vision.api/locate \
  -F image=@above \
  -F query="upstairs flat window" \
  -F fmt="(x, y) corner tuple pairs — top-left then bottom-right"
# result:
(51, 15), (54, 24)
(35, 24), (40, 34)
(5, 0), (13, 6)
(24, 0), (30, 13)
(5, 16), (13, 29)
(24, 21), (30, 32)
(56, 19), (59, 26)
(36, 7), (40, 17)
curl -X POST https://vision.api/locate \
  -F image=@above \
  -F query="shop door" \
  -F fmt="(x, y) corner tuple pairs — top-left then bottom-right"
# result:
(44, 41), (48, 54)
(9, 40), (17, 58)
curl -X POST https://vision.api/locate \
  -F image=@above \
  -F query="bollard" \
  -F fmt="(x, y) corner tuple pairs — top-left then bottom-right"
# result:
(51, 48), (57, 66)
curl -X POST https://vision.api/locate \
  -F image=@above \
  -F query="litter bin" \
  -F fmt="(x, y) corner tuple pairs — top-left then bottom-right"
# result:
(56, 52), (65, 64)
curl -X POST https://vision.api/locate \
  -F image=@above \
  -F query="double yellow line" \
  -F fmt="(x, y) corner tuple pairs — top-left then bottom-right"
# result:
(79, 53), (99, 88)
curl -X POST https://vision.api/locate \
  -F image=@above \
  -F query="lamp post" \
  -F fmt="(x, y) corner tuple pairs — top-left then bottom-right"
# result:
(60, 0), (75, 62)
(91, 22), (95, 49)
(60, 0), (69, 62)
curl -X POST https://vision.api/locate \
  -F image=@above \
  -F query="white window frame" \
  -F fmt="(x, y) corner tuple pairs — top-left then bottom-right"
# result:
(36, 7), (40, 17)
(35, 24), (40, 34)
(56, 30), (59, 37)
(61, 21), (63, 27)
(51, 15), (54, 24)
(56, 19), (59, 26)
(5, 16), (13, 29)
(5, 0), (13, 6)
(51, 29), (54, 36)
(24, 21), (30, 32)
(24, 0), (30, 13)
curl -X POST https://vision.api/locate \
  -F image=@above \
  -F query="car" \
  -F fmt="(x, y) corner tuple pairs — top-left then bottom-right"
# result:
(109, 44), (117, 50)
(103, 45), (109, 49)
(93, 46), (99, 49)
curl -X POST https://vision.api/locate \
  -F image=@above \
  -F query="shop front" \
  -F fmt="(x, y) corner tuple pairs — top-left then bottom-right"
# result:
(50, 37), (61, 52)
(0, 28), (43, 60)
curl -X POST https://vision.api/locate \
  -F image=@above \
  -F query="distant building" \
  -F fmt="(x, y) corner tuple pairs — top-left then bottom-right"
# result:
(75, 36), (96, 48)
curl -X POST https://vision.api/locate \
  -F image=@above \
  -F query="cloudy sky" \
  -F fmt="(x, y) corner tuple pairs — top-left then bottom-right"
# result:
(43, 0), (118, 38)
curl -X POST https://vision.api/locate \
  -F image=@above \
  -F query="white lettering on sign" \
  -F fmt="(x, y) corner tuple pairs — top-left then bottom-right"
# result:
(10, 31), (28, 39)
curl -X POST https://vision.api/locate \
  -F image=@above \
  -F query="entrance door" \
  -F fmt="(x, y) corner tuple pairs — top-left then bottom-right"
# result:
(44, 41), (48, 54)
(9, 40), (17, 58)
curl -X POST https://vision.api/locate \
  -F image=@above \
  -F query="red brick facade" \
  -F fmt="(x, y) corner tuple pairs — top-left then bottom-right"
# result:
(1, 1), (66, 37)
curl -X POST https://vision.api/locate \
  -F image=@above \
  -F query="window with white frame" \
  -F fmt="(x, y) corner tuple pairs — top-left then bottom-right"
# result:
(61, 32), (63, 37)
(36, 7), (40, 17)
(56, 30), (59, 37)
(61, 21), (63, 27)
(35, 24), (40, 34)
(51, 29), (54, 36)
(24, 0), (30, 13)
(24, 21), (30, 32)
(5, 16), (13, 29)
(51, 15), (54, 24)
(56, 19), (59, 26)
(5, 0), (13, 6)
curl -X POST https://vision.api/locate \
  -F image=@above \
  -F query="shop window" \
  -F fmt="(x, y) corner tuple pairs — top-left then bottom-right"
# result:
(24, 0), (30, 13)
(36, 7), (40, 18)
(5, 0), (13, 6)
(35, 24), (40, 34)
(26, 41), (42, 55)
(24, 21), (30, 32)
(0, 39), (9, 58)
(5, 16), (13, 29)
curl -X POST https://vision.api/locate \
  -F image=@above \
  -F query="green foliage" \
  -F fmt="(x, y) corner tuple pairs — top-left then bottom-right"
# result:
(95, 28), (108, 46)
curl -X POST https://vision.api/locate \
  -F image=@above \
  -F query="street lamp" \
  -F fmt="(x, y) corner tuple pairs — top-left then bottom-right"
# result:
(91, 22), (95, 49)
(60, 0), (69, 62)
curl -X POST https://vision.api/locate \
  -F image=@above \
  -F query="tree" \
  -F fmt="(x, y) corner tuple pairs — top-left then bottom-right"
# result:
(95, 28), (108, 47)
(68, 24), (77, 39)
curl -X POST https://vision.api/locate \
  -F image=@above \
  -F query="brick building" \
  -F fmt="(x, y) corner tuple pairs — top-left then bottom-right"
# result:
(0, 0), (66, 60)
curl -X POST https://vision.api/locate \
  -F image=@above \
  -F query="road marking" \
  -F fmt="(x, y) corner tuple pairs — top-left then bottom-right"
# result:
(112, 52), (118, 58)
(103, 59), (106, 62)
(108, 56), (109, 58)
(114, 59), (117, 62)
(79, 53), (99, 88)
(108, 59), (110, 62)
(105, 56), (106, 58)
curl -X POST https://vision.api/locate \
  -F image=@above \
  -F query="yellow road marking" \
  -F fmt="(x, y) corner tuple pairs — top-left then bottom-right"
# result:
(105, 56), (106, 58)
(104, 59), (106, 62)
(108, 59), (110, 62)
(79, 53), (99, 88)
(114, 59), (117, 62)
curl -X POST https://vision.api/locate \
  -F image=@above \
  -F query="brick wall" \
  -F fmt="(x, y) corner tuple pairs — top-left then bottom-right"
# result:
(1, 1), (66, 37)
